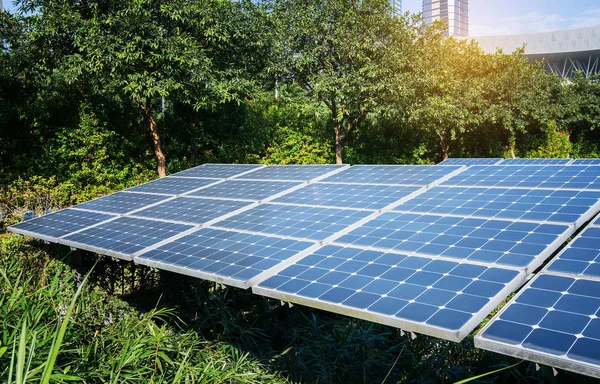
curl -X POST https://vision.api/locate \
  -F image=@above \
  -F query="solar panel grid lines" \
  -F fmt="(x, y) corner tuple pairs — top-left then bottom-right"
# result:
(318, 165), (465, 187)
(546, 224), (600, 280)
(58, 217), (195, 261)
(572, 159), (600, 166)
(440, 158), (503, 166)
(253, 245), (527, 342)
(125, 176), (223, 196)
(233, 164), (349, 182)
(392, 186), (600, 226)
(6, 209), (118, 243)
(498, 158), (574, 165)
(442, 165), (600, 190)
(474, 273), (600, 379)
(169, 163), (265, 179)
(184, 180), (305, 202)
(134, 228), (322, 289)
(72, 191), (173, 214)
(332, 212), (576, 273)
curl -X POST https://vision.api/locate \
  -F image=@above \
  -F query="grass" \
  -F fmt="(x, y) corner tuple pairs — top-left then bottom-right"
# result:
(1, 234), (598, 383)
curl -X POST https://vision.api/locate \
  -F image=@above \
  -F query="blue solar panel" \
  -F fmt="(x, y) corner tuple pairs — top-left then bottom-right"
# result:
(272, 183), (420, 210)
(214, 204), (372, 241)
(498, 158), (572, 165)
(61, 217), (193, 260)
(546, 226), (600, 278)
(171, 164), (263, 179)
(442, 165), (600, 190)
(440, 158), (502, 166)
(7, 209), (116, 240)
(135, 228), (315, 288)
(320, 165), (461, 185)
(233, 165), (344, 181)
(127, 177), (218, 195)
(254, 245), (523, 341)
(476, 274), (600, 378)
(393, 186), (600, 224)
(131, 197), (252, 225)
(187, 180), (301, 201)
(334, 213), (570, 269)
(74, 192), (170, 214)
(572, 159), (600, 165)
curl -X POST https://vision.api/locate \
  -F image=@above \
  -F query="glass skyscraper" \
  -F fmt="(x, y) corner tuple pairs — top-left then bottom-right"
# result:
(390, 0), (402, 16)
(423, 0), (468, 37)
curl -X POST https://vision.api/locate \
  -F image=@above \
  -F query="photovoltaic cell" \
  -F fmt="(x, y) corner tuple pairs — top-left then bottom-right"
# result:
(498, 158), (572, 165)
(215, 204), (372, 241)
(393, 186), (600, 224)
(7, 209), (116, 240)
(131, 197), (252, 225)
(442, 165), (600, 190)
(272, 183), (420, 210)
(62, 217), (193, 260)
(135, 228), (315, 288)
(254, 245), (523, 341)
(127, 177), (218, 195)
(234, 165), (344, 181)
(320, 165), (461, 186)
(74, 191), (170, 214)
(476, 274), (600, 378)
(187, 180), (301, 201)
(440, 158), (502, 166)
(171, 163), (263, 179)
(572, 159), (600, 165)
(546, 226), (600, 278)
(334, 213), (570, 269)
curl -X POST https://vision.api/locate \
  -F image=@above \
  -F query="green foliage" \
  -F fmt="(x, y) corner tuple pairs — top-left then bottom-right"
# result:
(521, 121), (572, 158)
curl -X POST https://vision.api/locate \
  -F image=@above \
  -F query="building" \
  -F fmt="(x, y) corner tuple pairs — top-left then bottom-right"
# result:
(390, 0), (402, 16)
(423, 0), (468, 37)
(472, 25), (600, 79)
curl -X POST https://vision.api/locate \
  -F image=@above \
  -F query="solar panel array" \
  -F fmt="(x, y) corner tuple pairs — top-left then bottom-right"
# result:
(476, 215), (600, 379)
(7, 159), (600, 369)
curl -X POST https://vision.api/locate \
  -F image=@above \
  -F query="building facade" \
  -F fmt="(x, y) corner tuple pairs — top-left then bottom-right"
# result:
(423, 0), (468, 37)
(390, 0), (402, 16)
(472, 25), (600, 79)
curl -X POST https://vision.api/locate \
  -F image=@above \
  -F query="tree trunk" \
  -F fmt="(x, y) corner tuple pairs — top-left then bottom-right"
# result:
(334, 121), (343, 164)
(137, 94), (167, 177)
(438, 132), (449, 161)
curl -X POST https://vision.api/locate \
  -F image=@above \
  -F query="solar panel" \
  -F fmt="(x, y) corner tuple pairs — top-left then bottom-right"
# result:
(475, 274), (600, 379)
(126, 177), (219, 195)
(214, 204), (372, 241)
(572, 159), (600, 165)
(171, 163), (263, 179)
(74, 191), (171, 214)
(546, 225), (600, 278)
(135, 228), (316, 288)
(498, 158), (573, 165)
(187, 180), (302, 201)
(393, 186), (600, 224)
(320, 165), (462, 186)
(254, 245), (525, 341)
(60, 217), (194, 260)
(233, 164), (345, 181)
(440, 158), (502, 166)
(271, 183), (421, 210)
(334, 213), (571, 270)
(130, 197), (252, 225)
(442, 165), (600, 190)
(7, 209), (116, 241)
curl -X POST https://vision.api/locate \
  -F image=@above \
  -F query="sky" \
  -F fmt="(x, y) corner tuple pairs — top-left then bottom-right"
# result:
(2, 0), (600, 37)
(403, 0), (600, 36)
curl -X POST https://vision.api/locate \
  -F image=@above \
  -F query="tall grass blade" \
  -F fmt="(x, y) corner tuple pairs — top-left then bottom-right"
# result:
(454, 360), (523, 384)
(40, 265), (95, 384)
(16, 320), (27, 384)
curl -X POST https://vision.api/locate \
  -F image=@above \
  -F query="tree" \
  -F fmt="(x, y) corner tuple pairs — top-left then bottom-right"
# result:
(16, 0), (269, 177)
(269, 0), (417, 164)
